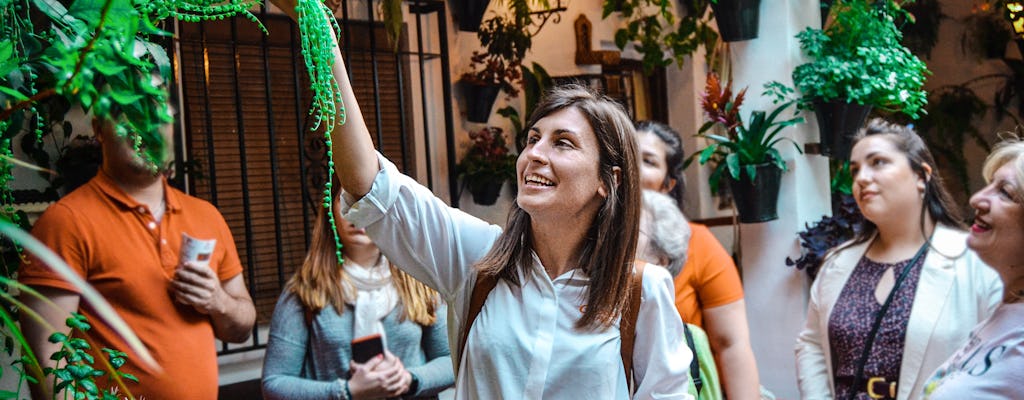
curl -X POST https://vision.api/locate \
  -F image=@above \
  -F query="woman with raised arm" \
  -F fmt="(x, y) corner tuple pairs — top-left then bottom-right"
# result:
(923, 139), (1024, 399)
(795, 119), (1002, 400)
(269, 1), (693, 398)
(633, 120), (759, 400)
(261, 181), (453, 400)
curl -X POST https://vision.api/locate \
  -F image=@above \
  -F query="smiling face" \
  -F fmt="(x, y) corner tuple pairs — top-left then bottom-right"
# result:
(637, 130), (673, 193)
(850, 135), (928, 225)
(968, 163), (1024, 271)
(516, 107), (608, 221)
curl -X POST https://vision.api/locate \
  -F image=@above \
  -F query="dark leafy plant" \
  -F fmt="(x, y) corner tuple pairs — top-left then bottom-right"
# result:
(786, 192), (865, 279)
(691, 74), (804, 194)
(961, 2), (1012, 60)
(456, 126), (516, 194)
(914, 84), (991, 199)
(602, 0), (718, 73)
(900, 0), (943, 59)
(461, 0), (551, 97)
(792, 0), (930, 119)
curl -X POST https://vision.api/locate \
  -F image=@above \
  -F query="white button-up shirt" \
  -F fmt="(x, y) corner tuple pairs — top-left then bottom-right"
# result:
(342, 154), (692, 399)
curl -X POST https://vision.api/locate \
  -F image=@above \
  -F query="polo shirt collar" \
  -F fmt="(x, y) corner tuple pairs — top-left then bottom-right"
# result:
(94, 169), (182, 213)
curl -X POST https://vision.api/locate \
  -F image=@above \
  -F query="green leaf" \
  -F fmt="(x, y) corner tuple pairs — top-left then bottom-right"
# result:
(109, 89), (143, 105)
(0, 86), (28, 102)
(726, 153), (740, 180)
(141, 40), (171, 78)
(0, 40), (12, 62)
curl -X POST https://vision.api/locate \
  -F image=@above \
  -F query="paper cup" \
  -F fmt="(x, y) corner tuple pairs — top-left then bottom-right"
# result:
(180, 232), (216, 267)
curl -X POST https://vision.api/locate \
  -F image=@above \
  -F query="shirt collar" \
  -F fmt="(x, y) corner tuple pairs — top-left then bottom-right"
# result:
(94, 169), (182, 213)
(528, 251), (590, 284)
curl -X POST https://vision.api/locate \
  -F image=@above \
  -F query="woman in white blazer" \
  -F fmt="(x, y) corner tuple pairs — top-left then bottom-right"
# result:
(795, 119), (1002, 400)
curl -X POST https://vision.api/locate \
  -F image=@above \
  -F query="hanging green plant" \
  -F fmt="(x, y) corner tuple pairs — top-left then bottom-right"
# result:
(792, 0), (930, 119)
(602, 0), (718, 73)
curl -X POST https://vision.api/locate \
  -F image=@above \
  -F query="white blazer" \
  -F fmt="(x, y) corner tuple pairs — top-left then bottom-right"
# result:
(795, 224), (1002, 400)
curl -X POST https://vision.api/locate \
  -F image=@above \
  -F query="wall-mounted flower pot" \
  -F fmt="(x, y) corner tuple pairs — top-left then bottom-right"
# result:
(462, 83), (501, 123)
(727, 163), (781, 223)
(469, 180), (503, 205)
(457, 0), (493, 32)
(711, 0), (761, 42)
(812, 99), (872, 160)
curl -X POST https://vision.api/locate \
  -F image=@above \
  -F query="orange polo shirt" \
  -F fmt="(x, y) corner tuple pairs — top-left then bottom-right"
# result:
(674, 223), (745, 327)
(19, 171), (242, 400)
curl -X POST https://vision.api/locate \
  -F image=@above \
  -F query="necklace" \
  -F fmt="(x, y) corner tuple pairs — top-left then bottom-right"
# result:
(1005, 288), (1024, 304)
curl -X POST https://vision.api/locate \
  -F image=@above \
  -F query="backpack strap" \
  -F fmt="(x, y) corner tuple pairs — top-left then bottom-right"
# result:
(457, 261), (645, 392)
(457, 272), (499, 371)
(683, 324), (703, 395)
(621, 260), (645, 391)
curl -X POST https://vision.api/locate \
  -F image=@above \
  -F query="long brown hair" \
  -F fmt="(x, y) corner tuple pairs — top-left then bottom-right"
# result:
(475, 84), (641, 330)
(286, 181), (439, 325)
(846, 118), (965, 248)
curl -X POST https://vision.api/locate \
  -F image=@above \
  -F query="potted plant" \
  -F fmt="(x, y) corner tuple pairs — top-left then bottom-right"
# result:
(603, 0), (719, 72)
(961, 2), (1013, 60)
(792, 0), (929, 160)
(710, 0), (763, 42)
(691, 73), (804, 223)
(460, 1), (534, 123)
(456, 126), (516, 205)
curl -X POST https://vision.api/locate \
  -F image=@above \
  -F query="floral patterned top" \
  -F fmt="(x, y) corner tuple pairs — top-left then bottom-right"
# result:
(828, 254), (926, 399)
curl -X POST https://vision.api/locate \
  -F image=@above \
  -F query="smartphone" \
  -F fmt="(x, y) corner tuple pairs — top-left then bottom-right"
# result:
(351, 334), (384, 363)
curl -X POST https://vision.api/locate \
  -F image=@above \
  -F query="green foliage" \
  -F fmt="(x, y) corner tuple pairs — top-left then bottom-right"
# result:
(603, 0), (718, 73)
(456, 126), (516, 193)
(692, 77), (803, 194)
(462, 0), (551, 97)
(792, 0), (930, 119)
(46, 313), (138, 400)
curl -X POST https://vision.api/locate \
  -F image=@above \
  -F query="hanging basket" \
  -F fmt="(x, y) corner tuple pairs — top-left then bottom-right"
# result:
(462, 83), (501, 123)
(457, 0), (493, 32)
(727, 163), (782, 223)
(710, 0), (762, 42)
(812, 99), (872, 160)
(469, 180), (504, 205)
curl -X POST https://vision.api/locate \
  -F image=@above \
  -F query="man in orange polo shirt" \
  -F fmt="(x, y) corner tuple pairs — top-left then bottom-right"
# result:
(18, 112), (256, 399)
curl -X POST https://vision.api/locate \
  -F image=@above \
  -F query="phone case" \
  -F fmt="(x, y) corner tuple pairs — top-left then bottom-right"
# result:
(350, 333), (384, 363)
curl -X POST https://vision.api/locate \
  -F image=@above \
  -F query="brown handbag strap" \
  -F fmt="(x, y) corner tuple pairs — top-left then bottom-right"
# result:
(457, 261), (646, 391)
(457, 272), (499, 371)
(621, 260), (645, 391)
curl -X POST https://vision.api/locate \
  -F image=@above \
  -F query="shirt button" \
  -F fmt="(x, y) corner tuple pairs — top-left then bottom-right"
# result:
(161, 239), (167, 245)
(137, 206), (147, 213)
(147, 221), (157, 230)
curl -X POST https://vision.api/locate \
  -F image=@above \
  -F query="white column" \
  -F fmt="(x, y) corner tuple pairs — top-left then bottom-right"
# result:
(728, 1), (830, 398)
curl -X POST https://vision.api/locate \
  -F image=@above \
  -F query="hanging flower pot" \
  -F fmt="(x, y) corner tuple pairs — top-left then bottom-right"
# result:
(469, 180), (504, 205)
(457, 0), (493, 32)
(710, 0), (762, 42)
(727, 163), (782, 223)
(812, 98), (872, 160)
(462, 82), (502, 123)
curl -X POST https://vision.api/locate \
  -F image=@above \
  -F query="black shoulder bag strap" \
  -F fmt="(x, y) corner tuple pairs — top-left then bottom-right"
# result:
(682, 324), (703, 396)
(847, 242), (929, 400)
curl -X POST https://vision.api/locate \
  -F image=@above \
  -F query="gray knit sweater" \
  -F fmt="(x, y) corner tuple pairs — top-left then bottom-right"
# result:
(261, 292), (453, 399)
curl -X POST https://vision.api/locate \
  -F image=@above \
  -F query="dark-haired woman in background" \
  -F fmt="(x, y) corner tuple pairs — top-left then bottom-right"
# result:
(634, 121), (759, 400)
(795, 119), (1001, 400)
